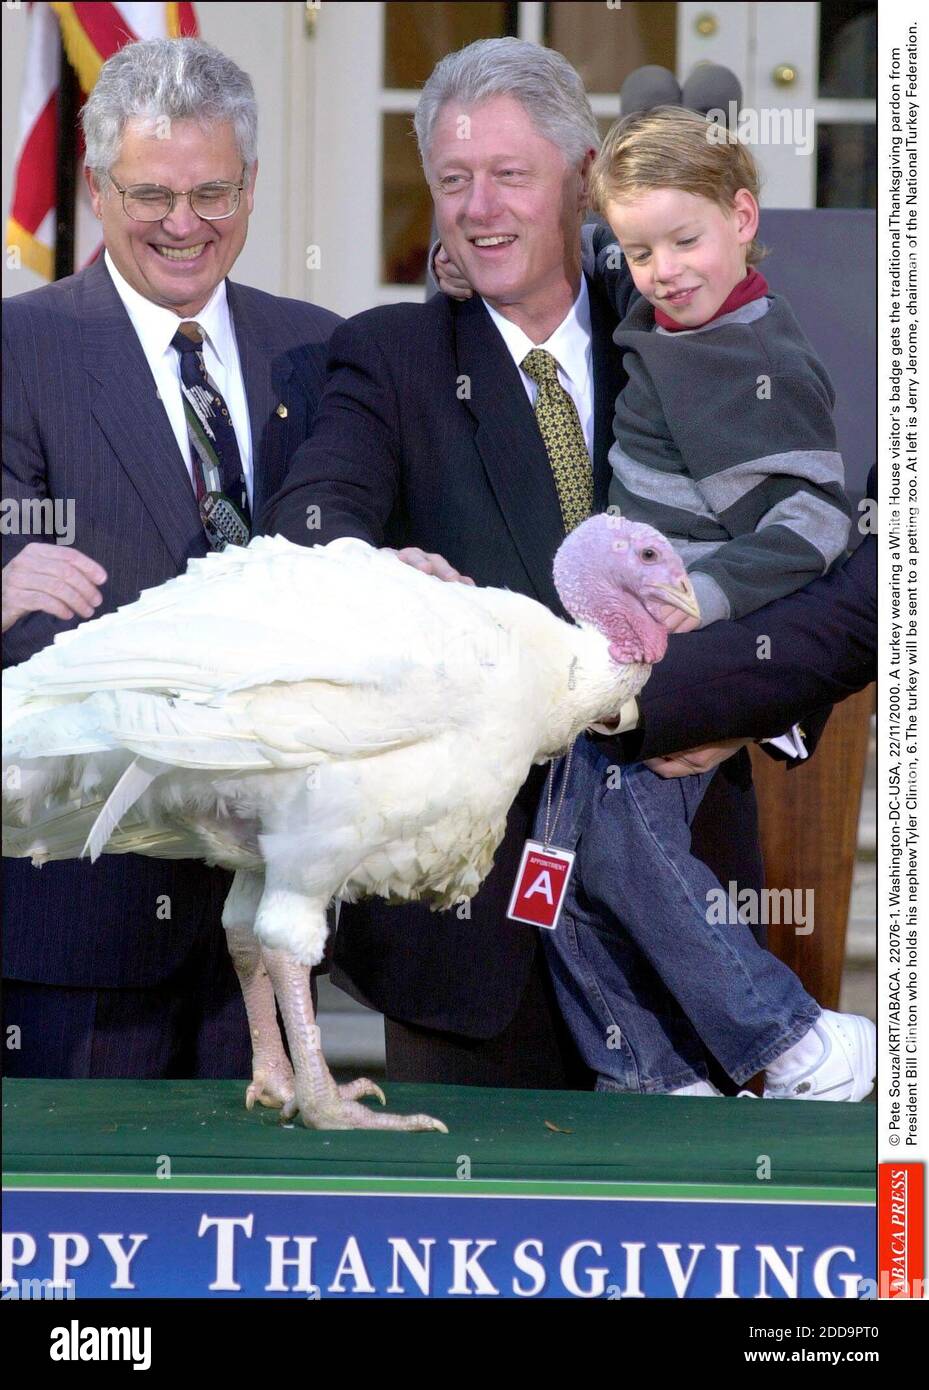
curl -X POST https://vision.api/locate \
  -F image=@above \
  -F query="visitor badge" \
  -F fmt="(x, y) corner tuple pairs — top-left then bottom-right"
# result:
(507, 839), (575, 930)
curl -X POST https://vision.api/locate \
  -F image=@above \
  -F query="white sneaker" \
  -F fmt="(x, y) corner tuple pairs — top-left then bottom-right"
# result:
(763, 1011), (876, 1101)
(668, 1080), (723, 1097)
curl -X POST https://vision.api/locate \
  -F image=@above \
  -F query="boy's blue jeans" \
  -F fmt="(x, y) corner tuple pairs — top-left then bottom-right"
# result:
(533, 735), (821, 1092)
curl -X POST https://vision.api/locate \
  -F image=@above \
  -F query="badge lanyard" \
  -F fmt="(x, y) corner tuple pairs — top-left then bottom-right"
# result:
(507, 744), (577, 931)
(540, 742), (574, 852)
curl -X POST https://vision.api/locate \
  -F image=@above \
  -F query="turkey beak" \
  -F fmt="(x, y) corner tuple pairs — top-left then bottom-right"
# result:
(649, 576), (700, 620)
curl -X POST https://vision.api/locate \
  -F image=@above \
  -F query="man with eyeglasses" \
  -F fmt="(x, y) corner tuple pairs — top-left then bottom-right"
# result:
(2, 38), (339, 1082)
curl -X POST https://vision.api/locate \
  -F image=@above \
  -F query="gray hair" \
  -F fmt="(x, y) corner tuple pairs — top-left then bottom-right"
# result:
(414, 37), (599, 171)
(81, 38), (257, 184)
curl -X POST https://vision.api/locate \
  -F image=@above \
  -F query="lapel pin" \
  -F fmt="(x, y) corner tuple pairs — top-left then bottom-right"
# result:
(275, 403), (288, 418)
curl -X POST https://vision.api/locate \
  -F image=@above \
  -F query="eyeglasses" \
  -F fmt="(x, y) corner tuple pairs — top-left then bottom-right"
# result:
(109, 167), (247, 222)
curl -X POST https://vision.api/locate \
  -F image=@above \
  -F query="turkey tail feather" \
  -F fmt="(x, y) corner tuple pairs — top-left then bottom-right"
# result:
(82, 756), (162, 863)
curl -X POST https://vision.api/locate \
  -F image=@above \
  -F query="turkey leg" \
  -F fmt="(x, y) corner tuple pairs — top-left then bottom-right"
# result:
(260, 943), (448, 1132)
(222, 870), (295, 1111)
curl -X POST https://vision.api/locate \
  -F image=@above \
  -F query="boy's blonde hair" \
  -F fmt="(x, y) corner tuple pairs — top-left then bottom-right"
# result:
(589, 106), (767, 267)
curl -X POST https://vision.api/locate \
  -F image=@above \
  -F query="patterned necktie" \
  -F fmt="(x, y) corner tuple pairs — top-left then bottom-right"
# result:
(172, 320), (251, 548)
(521, 347), (593, 534)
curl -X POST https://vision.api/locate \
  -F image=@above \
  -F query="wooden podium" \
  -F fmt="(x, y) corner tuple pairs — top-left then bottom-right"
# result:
(750, 689), (873, 1009)
(747, 212), (874, 1011)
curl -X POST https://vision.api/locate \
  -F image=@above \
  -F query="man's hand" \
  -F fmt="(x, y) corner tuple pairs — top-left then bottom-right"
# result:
(2, 543), (107, 634)
(433, 245), (473, 300)
(383, 546), (476, 585)
(644, 738), (750, 779)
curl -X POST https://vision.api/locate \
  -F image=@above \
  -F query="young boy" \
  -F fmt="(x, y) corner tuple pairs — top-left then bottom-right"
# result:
(530, 106), (873, 1100)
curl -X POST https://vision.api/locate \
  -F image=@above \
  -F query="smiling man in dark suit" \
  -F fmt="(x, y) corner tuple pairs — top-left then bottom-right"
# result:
(2, 37), (339, 1080)
(261, 37), (765, 1091)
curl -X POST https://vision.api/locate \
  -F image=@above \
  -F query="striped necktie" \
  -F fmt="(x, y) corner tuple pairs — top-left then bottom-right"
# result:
(521, 347), (593, 534)
(172, 320), (251, 549)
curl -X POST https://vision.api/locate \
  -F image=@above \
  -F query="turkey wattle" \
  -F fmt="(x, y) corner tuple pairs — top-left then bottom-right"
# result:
(2, 515), (698, 1131)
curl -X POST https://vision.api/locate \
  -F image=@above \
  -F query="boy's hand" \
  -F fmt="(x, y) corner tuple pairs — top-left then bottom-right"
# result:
(653, 601), (701, 635)
(434, 245), (473, 300)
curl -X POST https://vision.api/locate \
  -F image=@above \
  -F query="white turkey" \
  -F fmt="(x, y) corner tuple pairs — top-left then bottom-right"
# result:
(2, 516), (698, 1131)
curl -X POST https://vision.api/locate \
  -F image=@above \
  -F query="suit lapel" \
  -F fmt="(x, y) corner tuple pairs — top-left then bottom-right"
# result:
(81, 257), (207, 569)
(587, 271), (625, 511)
(453, 295), (566, 613)
(227, 280), (295, 520)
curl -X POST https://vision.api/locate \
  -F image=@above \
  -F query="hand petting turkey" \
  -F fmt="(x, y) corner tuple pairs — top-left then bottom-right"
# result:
(383, 545), (475, 584)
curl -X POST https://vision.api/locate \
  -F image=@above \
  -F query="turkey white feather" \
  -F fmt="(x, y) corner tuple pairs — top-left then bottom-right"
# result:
(3, 516), (697, 1131)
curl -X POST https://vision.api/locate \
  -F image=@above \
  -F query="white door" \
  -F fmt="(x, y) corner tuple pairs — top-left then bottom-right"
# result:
(679, 1), (876, 207)
(299, 2), (875, 318)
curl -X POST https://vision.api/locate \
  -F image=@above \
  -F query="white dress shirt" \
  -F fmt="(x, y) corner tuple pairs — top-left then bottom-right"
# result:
(482, 277), (595, 459)
(103, 250), (254, 508)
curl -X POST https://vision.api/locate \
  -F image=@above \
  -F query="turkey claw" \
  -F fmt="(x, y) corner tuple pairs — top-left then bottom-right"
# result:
(244, 1059), (295, 1112)
(338, 1077), (387, 1106)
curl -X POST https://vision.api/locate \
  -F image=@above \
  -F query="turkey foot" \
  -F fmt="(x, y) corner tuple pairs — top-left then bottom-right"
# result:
(245, 1051), (296, 1112)
(281, 1054), (448, 1132)
(262, 946), (448, 1133)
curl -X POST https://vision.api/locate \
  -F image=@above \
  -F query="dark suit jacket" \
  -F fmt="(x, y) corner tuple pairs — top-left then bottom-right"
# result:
(2, 254), (340, 986)
(611, 468), (877, 764)
(260, 277), (765, 1037)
